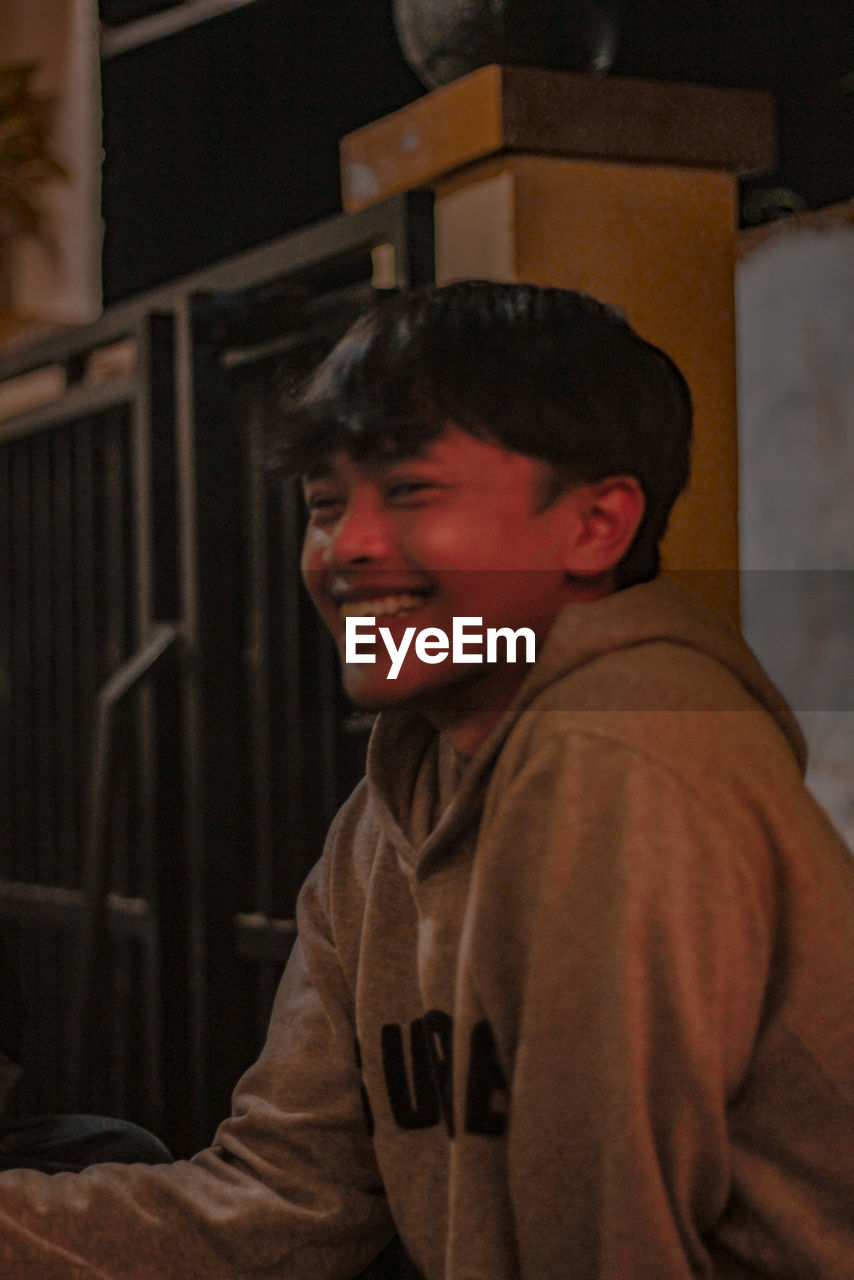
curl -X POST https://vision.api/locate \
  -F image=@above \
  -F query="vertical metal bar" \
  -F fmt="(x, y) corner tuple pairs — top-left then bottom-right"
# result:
(51, 427), (77, 892)
(0, 446), (12, 869)
(146, 312), (186, 1145)
(132, 311), (176, 1134)
(69, 674), (116, 1102)
(102, 409), (128, 680)
(245, 378), (272, 911)
(9, 446), (33, 885)
(61, 415), (95, 1107)
(242, 378), (278, 1031)
(28, 432), (61, 1105)
(173, 293), (207, 1146)
(133, 316), (157, 1127)
(244, 378), (273, 918)
(49, 426), (77, 1114)
(73, 420), (97, 891)
(279, 476), (307, 905)
(103, 408), (130, 1116)
(30, 434), (54, 886)
(0, 441), (20, 1098)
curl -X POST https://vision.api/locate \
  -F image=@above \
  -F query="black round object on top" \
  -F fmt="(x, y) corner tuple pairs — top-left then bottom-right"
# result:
(392, 0), (624, 88)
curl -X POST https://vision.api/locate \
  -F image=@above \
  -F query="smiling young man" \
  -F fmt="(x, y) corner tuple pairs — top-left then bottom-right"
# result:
(1, 281), (854, 1280)
(300, 425), (641, 753)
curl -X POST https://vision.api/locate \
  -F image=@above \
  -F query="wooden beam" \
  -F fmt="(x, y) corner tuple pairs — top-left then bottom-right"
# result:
(341, 64), (776, 213)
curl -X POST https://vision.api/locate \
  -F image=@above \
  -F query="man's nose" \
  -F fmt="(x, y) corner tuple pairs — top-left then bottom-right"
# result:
(326, 492), (392, 565)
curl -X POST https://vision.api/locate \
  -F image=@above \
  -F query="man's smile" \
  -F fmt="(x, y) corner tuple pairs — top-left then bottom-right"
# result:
(337, 593), (432, 620)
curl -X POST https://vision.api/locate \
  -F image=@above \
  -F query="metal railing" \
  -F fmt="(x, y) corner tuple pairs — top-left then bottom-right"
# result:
(0, 191), (435, 1152)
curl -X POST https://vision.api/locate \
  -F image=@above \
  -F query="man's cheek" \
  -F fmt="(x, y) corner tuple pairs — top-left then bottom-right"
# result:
(300, 566), (327, 614)
(340, 654), (392, 707)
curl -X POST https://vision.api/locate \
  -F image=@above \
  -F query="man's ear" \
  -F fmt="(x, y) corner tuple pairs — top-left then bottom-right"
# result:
(562, 476), (646, 577)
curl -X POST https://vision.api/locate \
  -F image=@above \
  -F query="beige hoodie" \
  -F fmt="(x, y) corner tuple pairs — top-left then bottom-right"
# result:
(1, 577), (853, 1279)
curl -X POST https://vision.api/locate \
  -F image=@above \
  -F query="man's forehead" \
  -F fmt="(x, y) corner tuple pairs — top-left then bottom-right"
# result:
(300, 458), (338, 484)
(300, 438), (432, 483)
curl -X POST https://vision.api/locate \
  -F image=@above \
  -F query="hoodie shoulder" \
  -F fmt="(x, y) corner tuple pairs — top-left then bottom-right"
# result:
(324, 777), (380, 886)
(518, 577), (807, 774)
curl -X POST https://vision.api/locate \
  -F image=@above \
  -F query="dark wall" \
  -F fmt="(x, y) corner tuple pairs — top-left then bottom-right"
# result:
(609, 0), (854, 212)
(100, 0), (423, 301)
(100, 0), (854, 304)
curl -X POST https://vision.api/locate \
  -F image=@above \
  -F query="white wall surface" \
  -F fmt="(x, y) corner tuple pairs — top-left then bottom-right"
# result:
(737, 221), (854, 849)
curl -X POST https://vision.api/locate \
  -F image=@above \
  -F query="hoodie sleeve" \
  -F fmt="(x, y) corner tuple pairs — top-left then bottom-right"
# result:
(0, 851), (394, 1279)
(468, 721), (777, 1279)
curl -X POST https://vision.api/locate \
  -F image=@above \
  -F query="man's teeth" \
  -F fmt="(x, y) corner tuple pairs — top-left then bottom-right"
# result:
(339, 594), (425, 619)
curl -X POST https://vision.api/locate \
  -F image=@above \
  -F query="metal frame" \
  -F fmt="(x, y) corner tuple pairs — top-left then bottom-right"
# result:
(1, 303), (175, 1127)
(0, 191), (435, 1150)
(100, 0), (265, 59)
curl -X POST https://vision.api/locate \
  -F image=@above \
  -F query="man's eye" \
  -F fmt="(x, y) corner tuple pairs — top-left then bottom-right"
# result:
(386, 481), (433, 500)
(306, 494), (343, 520)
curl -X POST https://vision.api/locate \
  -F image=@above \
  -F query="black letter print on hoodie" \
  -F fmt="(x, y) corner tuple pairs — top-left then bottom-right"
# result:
(423, 1009), (455, 1137)
(381, 1020), (441, 1129)
(379, 1014), (507, 1137)
(465, 1019), (507, 1136)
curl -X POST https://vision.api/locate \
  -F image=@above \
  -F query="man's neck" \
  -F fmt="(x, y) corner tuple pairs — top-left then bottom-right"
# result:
(424, 662), (534, 759)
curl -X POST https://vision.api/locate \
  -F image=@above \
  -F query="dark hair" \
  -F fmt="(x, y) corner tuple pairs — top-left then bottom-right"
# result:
(272, 280), (692, 587)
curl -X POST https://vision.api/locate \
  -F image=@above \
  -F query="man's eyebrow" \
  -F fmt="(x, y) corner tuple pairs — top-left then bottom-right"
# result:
(374, 441), (432, 466)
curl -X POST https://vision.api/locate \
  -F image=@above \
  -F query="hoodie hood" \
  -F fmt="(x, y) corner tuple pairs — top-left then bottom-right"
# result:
(521, 575), (805, 763)
(365, 575), (807, 861)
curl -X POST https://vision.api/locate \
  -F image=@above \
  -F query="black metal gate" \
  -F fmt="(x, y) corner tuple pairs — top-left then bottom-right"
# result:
(0, 193), (434, 1154)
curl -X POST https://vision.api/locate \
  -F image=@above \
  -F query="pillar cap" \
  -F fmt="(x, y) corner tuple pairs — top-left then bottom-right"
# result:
(341, 64), (776, 212)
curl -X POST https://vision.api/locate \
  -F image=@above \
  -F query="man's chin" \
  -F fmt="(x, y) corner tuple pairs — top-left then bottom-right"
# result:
(341, 664), (454, 714)
(341, 668), (411, 711)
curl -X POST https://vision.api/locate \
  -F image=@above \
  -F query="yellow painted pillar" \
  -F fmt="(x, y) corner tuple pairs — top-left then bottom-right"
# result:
(341, 67), (775, 622)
